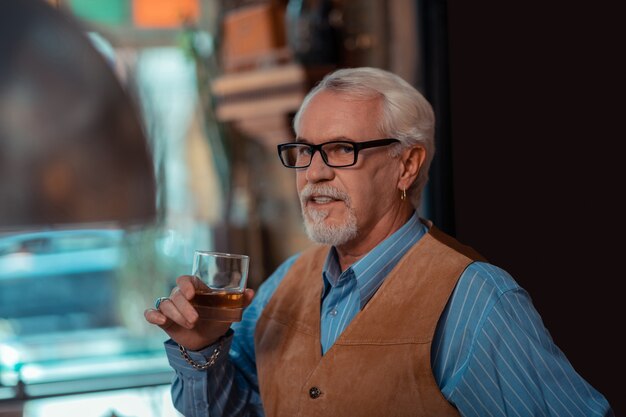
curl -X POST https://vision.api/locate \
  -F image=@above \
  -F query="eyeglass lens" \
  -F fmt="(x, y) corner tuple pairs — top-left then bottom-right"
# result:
(280, 142), (356, 168)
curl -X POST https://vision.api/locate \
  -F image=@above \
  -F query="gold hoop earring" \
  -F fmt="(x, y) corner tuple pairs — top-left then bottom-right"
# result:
(400, 188), (407, 201)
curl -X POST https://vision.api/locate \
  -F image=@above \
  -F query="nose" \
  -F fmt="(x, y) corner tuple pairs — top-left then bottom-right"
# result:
(304, 150), (334, 183)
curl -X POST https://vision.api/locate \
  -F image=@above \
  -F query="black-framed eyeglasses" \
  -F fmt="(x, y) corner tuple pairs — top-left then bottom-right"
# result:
(277, 138), (400, 168)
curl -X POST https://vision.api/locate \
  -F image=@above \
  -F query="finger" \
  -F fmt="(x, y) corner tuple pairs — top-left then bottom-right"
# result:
(175, 275), (206, 300)
(144, 308), (169, 327)
(169, 286), (199, 325)
(157, 296), (194, 329)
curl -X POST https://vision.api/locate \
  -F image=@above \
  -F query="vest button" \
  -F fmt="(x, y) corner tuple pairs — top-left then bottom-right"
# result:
(309, 386), (322, 399)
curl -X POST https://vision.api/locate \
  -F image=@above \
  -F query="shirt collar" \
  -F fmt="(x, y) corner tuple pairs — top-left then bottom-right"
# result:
(322, 211), (429, 308)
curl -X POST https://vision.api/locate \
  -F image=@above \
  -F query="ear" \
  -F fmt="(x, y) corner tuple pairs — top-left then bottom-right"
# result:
(397, 145), (426, 191)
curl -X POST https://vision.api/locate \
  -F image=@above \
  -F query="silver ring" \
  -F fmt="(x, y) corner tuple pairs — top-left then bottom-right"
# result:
(155, 296), (170, 310)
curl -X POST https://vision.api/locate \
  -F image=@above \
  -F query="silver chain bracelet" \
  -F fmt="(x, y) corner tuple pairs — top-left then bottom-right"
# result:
(178, 337), (224, 370)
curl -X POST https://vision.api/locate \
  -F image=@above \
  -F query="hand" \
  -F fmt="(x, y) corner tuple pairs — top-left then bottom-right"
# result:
(144, 275), (255, 351)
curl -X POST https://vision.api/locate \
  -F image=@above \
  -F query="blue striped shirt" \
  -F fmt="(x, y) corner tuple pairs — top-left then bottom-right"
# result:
(165, 212), (613, 417)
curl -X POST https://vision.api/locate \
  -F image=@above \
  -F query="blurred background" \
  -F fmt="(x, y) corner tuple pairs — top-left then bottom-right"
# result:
(0, 0), (622, 416)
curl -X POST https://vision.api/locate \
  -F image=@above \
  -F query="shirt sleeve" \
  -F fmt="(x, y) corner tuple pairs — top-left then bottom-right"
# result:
(164, 254), (299, 417)
(442, 266), (614, 417)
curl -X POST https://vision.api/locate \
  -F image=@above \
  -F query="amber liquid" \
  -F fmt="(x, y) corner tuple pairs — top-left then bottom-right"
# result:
(191, 291), (244, 309)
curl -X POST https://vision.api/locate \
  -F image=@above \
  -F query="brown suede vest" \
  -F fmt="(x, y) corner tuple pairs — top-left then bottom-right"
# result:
(254, 226), (482, 417)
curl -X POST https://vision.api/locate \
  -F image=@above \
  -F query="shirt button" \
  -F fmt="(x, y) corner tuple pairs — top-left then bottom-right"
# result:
(329, 309), (338, 317)
(309, 386), (322, 399)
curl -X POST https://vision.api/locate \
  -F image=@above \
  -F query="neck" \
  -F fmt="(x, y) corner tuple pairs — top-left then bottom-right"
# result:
(335, 205), (414, 271)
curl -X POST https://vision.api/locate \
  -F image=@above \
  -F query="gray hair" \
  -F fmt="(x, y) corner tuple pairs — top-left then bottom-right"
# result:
(293, 67), (435, 209)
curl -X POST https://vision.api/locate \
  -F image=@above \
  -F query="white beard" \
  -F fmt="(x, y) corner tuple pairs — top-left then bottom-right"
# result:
(299, 184), (358, 246)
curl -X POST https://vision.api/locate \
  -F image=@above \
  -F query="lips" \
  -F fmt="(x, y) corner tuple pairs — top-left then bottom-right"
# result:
(309, 195), (340, 204)
(300, 184), (351, 208)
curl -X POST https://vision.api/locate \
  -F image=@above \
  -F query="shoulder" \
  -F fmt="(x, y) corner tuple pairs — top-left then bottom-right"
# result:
(434, 261), (540, 393)
(233, 253), (302, 335)
(456, 261), (521, 300)
(434, 262), (526, 376)
(445, 261), (526, 333)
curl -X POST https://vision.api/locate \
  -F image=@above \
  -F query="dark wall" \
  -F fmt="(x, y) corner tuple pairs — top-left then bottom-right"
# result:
(446, 0), (623, 414)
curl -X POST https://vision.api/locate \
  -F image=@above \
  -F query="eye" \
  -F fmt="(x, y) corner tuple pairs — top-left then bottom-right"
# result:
(324, 143), (354, 155)
(338, 145), (354, 154)
(297, 146), (313, 156)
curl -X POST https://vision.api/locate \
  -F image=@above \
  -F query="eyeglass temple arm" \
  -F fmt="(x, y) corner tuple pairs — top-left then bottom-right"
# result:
(353, 139), (400, 151)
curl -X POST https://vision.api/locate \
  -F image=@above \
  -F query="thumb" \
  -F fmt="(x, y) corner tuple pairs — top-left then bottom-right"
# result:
(243, 288), (255, 308)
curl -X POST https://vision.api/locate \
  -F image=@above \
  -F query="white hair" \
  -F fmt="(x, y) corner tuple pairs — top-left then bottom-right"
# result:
(293, 67), (435, 209)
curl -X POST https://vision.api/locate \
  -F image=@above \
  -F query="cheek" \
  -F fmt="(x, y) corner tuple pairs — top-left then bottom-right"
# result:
(349, 191), (373, 214)
(350, 170), (395, 210)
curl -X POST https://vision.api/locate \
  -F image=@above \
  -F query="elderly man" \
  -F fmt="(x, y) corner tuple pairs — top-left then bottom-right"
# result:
(145, 68), (613, 416)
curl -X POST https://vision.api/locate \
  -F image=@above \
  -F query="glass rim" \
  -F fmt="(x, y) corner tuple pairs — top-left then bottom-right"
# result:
(193, 250), (249, 260)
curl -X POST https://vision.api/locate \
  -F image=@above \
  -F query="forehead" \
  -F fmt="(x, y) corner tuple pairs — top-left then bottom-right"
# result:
(297, 90), (384, 142)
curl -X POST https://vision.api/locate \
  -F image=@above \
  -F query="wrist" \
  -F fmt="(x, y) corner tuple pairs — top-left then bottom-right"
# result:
(178, 335), (225, 370)
(182, 328), (234, 352)
(178, 327), (233, 356)
(178, 323), (233, 352)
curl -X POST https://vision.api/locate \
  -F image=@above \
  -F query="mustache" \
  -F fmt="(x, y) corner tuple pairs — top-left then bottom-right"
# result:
(299, 184), (351, 206)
